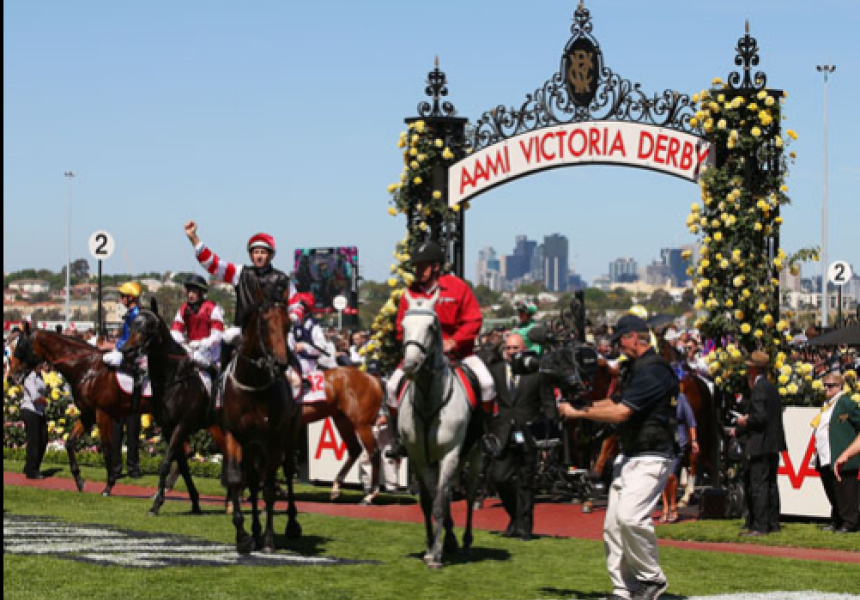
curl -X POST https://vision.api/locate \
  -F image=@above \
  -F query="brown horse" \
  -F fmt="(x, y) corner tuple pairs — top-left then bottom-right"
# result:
(11, 325), (151, 497)
(302, 367), (383, 504)
(121, 299), (228, 516)
(221, 281), (302, 554)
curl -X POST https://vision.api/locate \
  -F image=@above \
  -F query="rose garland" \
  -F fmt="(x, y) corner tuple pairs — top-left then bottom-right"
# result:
(363, 120), (467, 372)
(686, 79), (841, 405)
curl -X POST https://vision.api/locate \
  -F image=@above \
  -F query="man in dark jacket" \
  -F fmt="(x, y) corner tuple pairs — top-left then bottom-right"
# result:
(488, 333), (557, 541)
(735, 350), (787, 536)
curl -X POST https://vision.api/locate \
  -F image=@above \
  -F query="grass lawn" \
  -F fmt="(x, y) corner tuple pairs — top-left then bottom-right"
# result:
(4, 477), (860, 600)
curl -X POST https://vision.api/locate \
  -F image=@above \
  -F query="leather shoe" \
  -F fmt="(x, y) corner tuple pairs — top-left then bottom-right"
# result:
(739, 529), (767, 537)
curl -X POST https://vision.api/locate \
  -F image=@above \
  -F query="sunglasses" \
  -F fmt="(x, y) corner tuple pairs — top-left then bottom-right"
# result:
(824, 383), (841, 389)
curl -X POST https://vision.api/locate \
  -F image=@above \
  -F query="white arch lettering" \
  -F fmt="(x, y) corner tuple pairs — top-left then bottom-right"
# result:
(449, 121), (712, 207)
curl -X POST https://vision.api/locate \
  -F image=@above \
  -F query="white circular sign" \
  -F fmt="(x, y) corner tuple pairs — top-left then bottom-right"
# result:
(332, 295), (348, 311)
(828, 261), (853, 286)
(88, 230), (115, 260)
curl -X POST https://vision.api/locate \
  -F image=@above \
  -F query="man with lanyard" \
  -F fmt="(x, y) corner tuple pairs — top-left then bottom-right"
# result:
(103, 281), (144, 479)
(384, 240), (495, 459)
(184, 221), (299, 348)
(513, 301), (542, 354)
(170, 274), (224, 371)
(559, 314), (677, 600)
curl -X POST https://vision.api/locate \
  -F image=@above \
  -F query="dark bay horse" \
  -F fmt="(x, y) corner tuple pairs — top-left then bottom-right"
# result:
(11, 325), (151, 496)
(303, 367), (383, 504)
(121, 299), (228, 516)
(222, 282), (302, 554)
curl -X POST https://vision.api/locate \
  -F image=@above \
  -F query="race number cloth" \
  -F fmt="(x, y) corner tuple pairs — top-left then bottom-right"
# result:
(299, 370), (327, 404)
(114, 372), (153, 398)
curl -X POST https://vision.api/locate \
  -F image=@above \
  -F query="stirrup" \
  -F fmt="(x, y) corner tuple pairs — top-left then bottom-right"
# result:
(385, 442), (408, 460)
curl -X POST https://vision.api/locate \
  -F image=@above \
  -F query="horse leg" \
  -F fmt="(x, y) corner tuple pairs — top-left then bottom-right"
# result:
(176, 448), (202, 514)
(460, 448), (481, 554)
(66, 417), (89, 492)
(225, 434), (253, 554)
(680, 460), (696, 507)
(429, 454), (460, 569)
(416, 476), (435, 562)
(148, 427), (180, 517)
(352, 422), (382, 505)
(283, 453), (303, 539)
(261, 471), (277, 553)
(96, 410), (117, 497)
(248, 474), (263, 550)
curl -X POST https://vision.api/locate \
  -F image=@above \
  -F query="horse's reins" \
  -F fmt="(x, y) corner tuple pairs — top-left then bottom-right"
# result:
(229, 301), (289, 393)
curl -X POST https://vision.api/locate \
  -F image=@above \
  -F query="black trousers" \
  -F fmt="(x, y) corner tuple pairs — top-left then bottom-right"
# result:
(745, 453), (780, 532)
(22, 409), (48, 477)
(489, 441), (537, 536)
(111, 414), (141, 476)
(820, 466), (859, 531)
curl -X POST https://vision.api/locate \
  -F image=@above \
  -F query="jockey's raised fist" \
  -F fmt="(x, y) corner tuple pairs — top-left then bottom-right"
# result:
(184, 221), (200, 245)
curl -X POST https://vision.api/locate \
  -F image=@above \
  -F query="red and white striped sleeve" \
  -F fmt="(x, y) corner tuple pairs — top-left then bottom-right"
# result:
(195, 242), (243, 287)
(170, 308), (187, 344)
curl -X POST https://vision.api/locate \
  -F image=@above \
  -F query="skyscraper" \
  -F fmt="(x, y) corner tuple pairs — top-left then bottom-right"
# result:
(476, 246), (502, 291)
(543, 233), (569, 292)
(609, 257), (639, 283)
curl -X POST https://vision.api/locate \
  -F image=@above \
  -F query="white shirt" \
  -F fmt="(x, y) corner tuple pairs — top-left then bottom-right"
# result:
(814, 393), (841, 467)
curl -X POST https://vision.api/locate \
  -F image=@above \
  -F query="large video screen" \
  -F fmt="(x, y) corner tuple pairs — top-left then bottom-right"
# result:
(293, 247), (358, 313)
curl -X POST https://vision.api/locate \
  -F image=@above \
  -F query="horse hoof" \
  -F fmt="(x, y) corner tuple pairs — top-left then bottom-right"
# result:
(191, 506), (203, 515)
(582, 505), (593, 514)
(285, 522), (303, 539)
(237, 537), (255, 555)
(147, 510), (158, 518)
(427, 560), (443, 570)
(678, 500), (689, 508)
(330, 491), (341, 501)
(75, 479), (86, 493)
(102, 488), (112, 497)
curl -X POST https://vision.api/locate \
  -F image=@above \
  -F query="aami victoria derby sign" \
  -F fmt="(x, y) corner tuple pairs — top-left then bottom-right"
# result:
(449, 121), (712, 207)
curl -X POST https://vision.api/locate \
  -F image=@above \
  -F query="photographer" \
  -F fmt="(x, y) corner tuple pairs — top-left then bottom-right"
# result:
(487, 333), (557, 541)
(559, 315), (676, 600)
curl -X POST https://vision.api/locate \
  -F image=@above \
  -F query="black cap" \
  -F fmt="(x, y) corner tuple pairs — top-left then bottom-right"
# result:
(610, 315), (649, 342)
(411, 240), (445, 264)
(183, 274), (208, 292)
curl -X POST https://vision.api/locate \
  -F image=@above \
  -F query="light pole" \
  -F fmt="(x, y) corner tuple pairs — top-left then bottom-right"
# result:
(816, 65), (835, 328)
(64, 171), (75, 330)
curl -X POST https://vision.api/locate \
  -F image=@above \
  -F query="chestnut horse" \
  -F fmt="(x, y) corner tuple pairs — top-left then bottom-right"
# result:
(121, 299), (227, 516)
(303, 367), (383, 504)
(11, 325), (151, 497)
(221, 281), (302, 554)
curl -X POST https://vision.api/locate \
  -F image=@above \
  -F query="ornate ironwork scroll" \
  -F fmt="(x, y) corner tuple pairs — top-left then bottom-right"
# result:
(417, 56), (457, 119)
(470, 2), (698, 151)
(726, 20), (767, 92)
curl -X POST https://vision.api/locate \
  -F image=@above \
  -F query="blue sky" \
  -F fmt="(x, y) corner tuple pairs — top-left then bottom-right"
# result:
(4, 0), (859, 286)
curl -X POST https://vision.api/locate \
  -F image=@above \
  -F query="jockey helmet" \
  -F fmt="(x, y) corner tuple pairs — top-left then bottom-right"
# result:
(117, 282), (141, 298)
(295, 292), (316, 310)
(411, 240), (445, 265)
(515, 301), (537, 315)
(183, 274), (208, 293)
(247, 233), (276, 256)
(628, 304), (648, 319)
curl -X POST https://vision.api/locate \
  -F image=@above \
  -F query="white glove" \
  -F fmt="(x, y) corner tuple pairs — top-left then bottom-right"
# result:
(189, 340), (202, 350)
(191, 350), (210, 368)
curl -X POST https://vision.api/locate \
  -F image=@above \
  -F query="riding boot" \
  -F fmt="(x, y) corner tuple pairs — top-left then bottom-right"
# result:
(385, 410), (408, 460)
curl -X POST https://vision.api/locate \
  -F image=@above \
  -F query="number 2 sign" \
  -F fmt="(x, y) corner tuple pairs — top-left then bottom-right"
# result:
(88, 230), (115, 260)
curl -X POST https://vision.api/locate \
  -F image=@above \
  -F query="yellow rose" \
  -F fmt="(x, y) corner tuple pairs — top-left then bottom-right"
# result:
(714, 232), (723, 241)
(740, 323), (751, 334)
(413, 176), (423, 185)
(432, 190), (442, 200)
(387, 207), (397, 217)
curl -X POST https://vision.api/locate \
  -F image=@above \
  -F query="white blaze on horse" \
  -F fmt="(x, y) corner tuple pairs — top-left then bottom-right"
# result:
(398, 289), (482, 569)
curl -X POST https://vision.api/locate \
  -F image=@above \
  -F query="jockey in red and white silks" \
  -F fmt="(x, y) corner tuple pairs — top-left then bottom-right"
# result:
(170, 274), (224, 369)
(385, 241), (495, 410)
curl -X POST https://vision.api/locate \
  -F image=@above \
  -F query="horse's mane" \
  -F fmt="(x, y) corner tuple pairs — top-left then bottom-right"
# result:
(39, 330), (101, 353)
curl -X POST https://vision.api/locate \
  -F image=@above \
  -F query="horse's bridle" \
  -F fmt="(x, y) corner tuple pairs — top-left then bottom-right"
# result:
(402, 307), (443, 370)
(232, 300), (291, 391)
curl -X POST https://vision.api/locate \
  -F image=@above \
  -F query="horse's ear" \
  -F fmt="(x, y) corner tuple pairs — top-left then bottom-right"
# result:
(150, 297), (159, 316)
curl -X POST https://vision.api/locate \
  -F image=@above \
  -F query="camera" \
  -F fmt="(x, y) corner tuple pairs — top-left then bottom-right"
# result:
(510, 350), (541, 376)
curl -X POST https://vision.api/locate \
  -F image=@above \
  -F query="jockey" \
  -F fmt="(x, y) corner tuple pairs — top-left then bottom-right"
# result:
(169, 274), (224, 370)
(290, 292), (328, 374)
(513, 300), (541, 354)
(384, 240), (495, 459)
(184, 221), (299, 351)
(103, 282), (142, 367)
(103, 281), (144, 413)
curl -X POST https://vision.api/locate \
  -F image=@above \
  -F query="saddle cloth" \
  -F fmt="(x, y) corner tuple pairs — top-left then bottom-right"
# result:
(114, 371), (153, 398)
(298, 369), (327, 404)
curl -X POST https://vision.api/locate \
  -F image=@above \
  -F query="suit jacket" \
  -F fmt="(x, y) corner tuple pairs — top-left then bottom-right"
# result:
(489, 361), (557, 450)
(742, 376), (787, 458)
(829, 392), (860, 472)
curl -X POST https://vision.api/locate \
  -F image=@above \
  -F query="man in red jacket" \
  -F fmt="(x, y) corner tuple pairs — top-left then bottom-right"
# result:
(384, 240), (495, 458)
